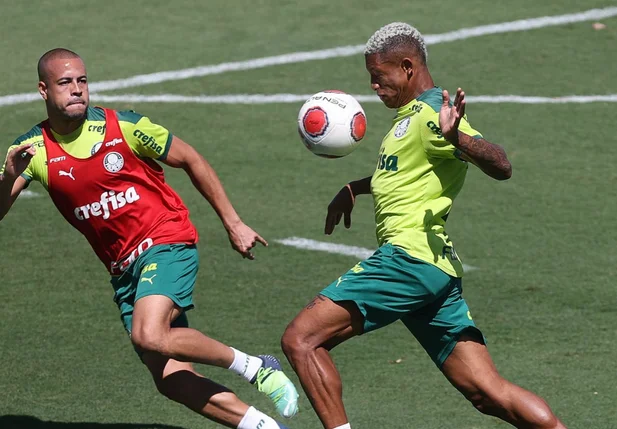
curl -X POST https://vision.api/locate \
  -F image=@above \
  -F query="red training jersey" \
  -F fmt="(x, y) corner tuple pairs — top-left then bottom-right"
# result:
(43, 108), (198, 275)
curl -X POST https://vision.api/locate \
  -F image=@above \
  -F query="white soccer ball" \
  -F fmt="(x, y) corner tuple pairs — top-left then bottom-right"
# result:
(297, 90), (367, 158)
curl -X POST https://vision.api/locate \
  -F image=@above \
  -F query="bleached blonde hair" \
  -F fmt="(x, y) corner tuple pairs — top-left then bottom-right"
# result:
(364, 22), (428, 62)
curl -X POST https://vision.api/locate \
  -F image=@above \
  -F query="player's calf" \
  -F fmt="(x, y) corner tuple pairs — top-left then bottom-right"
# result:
(463, 379), (564, 429)
(442, 336), (566, 429)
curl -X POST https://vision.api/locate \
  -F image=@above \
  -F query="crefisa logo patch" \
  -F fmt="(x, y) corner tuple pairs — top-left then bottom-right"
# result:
(394, 117), (411, 138)
(104, 152), (124, 173)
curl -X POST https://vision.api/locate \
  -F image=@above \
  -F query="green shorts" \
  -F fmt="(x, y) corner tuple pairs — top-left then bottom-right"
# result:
(320, 243), (484, 368)
(110, 243), (199, 335)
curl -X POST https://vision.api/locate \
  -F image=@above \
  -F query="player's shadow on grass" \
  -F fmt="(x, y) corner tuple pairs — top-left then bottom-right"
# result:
(0, 415), (188, 429)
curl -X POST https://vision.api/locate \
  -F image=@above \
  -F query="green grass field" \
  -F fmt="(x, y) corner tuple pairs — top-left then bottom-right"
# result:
(1, 1), (616, 428)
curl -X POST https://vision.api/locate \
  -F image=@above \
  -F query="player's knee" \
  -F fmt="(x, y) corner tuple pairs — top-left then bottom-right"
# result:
(131, 326), (169, 355)
(460, 379), (508, 416)
(281, 323), (310, 362)
(467, 389), (502, 414)
(154, 377), (178, 401)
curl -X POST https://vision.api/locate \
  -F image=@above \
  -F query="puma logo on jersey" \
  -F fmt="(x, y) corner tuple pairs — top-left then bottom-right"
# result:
(74, 186), (140, 221)
(59, 167), (75, 181)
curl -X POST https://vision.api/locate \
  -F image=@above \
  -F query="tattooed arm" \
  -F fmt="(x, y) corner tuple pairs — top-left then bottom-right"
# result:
(453, 133), (512, 181)
(440, 88), (512, 181)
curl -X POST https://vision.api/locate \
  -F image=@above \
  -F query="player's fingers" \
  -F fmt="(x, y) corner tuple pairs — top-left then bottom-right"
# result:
(12, 144), (34, 159)
(325, 212), (335, 235)
(335, 212), (342, 225)
(442, 89), (450, 107)
(458, 99), (466, 118)
(453, 88), (461, 107)
(255, 234), (268, 247)
(344, 211), (352, 229)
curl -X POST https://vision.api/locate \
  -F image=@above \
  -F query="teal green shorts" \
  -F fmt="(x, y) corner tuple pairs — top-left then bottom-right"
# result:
(110, 244), (199, 335)
(320, 243), (483, 368)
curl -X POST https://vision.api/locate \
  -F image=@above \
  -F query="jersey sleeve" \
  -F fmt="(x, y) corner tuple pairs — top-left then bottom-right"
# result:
(420, 109), (483, 159)
(118, 111), (174, 160)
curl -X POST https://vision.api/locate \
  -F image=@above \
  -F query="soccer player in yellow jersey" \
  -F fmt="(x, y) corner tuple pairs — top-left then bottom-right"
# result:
(282, 23), (566, 429)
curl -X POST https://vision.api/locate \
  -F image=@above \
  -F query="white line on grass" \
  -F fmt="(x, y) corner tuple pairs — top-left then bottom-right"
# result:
(276, 237), (478, 271)
(90, 93), (617, 104)
(1, 7), (616, 107)
(19, 190), (41, 199)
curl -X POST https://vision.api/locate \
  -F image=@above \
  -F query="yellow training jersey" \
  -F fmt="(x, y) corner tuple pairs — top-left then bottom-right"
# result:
(1, 106), (173, 190)
(371, 87), (482, 278)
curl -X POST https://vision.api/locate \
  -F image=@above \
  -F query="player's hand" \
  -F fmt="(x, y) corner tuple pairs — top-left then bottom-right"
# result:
(325, 184), (355, 235)
(2, 144), (36, 181)
(227, 221), (268, 260)
(440, 88), (466, 144)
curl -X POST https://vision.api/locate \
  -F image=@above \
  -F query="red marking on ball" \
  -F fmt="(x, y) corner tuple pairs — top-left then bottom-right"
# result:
(303, 107), (328, 137)
(351, 112), (367, 141)
(323, 89), (346, 94)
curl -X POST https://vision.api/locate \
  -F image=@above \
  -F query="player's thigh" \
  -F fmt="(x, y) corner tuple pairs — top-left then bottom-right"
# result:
(321, 243), (454, 335)
(111, 243), (199, 337)
(441, 335), (504, 401)
(401, 278), (485, 368)
(284, 295), (364, 351)
(133, 243), (199, 311)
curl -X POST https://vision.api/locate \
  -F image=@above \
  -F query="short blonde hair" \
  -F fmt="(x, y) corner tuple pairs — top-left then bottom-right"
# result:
(364, 22), (427, 62)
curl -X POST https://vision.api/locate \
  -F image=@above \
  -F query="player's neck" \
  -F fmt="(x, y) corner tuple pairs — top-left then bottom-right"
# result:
(398, 71), (434, 108)
(47, 112), (86, 136)
(408, 71), (435, 101)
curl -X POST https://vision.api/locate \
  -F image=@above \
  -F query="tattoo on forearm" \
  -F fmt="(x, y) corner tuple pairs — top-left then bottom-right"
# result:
(305, 295), (327, 310)
(456, 133), (512, 180)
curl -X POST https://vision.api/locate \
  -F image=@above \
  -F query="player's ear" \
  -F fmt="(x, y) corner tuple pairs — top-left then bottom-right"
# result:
(401, 58), (413, 79)
(38, 80), (48, 101)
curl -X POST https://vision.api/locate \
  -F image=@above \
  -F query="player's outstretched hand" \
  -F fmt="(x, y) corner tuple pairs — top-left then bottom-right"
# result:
(227, 221), (268, 260)
(325, 184), (355, 235)
(2, 144), (36, 180)
(440, 88), (466, 143)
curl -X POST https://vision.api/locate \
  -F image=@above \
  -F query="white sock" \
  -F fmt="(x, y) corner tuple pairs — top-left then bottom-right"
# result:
(228, 347), (263, 382)
(238, 406), (281, 429)
(333, 424), (351, 429)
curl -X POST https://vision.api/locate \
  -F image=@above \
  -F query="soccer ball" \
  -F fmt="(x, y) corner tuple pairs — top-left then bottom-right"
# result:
(297, 90), (367, 158)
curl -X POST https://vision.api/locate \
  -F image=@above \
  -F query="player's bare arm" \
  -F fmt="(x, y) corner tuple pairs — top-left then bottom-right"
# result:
(0, 144), (36, 221)
(324, 176), (372, 235)
(440, 88), (512, 181)
(162, 136), (267, 259)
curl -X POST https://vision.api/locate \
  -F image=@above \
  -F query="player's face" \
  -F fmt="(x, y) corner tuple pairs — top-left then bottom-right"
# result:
(365, 53), (410, 109)
(39, 58), (89, 121)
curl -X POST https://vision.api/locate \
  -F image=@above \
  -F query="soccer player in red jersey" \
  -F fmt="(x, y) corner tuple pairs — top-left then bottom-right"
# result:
(0, 48), (298, 429)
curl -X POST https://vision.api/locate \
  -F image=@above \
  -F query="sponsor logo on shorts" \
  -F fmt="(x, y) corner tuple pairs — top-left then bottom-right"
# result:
(349, 262), (364, 274)
(140, 274), (157, 284)
(141, 263), (157, 274)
